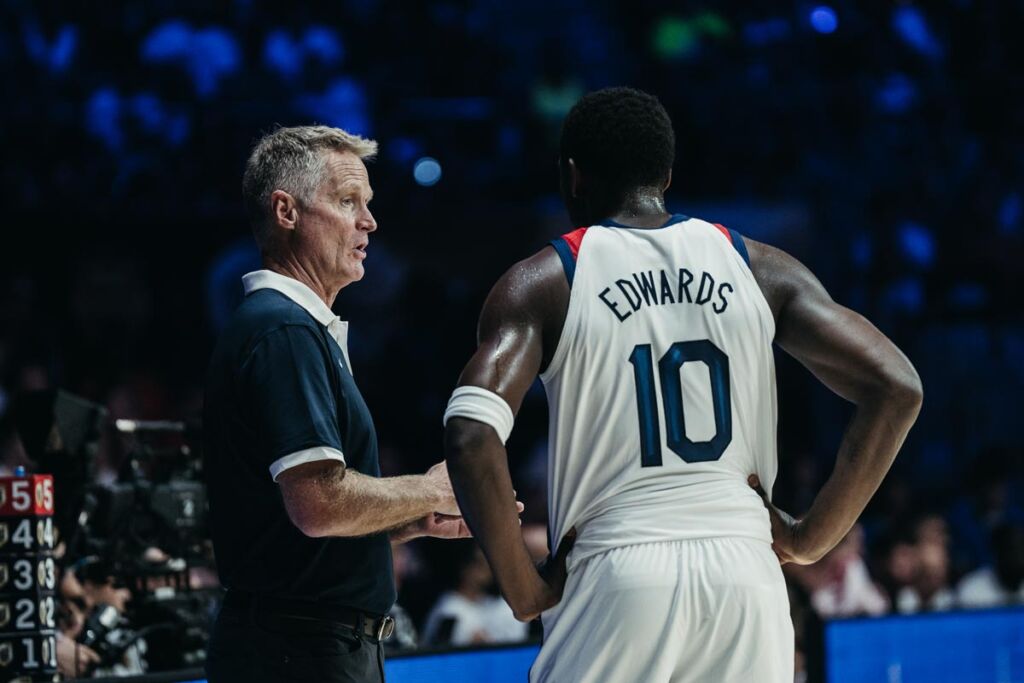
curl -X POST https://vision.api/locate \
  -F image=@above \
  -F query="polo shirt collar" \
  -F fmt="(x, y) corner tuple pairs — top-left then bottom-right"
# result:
(241, 270), (353, 372)
(242, 270), (337, 326)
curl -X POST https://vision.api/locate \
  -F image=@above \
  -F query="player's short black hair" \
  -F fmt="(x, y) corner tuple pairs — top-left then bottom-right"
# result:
(560, 87), (675, 194)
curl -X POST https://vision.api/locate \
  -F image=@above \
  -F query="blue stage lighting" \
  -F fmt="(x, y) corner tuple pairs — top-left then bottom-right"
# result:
(810, 6), (838, 34)
(413, 157), (442, 187)
(898, 222), (936, 268)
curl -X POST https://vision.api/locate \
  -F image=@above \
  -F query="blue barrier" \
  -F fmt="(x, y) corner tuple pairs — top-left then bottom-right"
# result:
(826, 607), (1024, 683)
(387, 644), (541, 682)
(144, 644), (542, 683)
(117, 607), (1024, 683)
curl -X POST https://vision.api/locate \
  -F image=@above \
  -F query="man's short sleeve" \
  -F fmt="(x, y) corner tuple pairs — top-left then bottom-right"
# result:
(240, 324), (345, 481)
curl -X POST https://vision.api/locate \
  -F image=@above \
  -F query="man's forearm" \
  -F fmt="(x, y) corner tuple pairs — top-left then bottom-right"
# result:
(796, 389), (921, 561)
(446, 419), (543, 620)
(334, 470), (443, 535)
(281, 466), (445, 538)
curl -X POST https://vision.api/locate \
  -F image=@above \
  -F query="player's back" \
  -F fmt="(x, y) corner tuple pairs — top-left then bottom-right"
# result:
(541, 214), (777, 565)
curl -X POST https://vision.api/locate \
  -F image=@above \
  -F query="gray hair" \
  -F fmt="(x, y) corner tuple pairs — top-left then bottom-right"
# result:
(242, 125), (377, 245)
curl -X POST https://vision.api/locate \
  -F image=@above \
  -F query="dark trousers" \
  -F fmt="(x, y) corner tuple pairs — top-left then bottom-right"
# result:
(206, 605), (385, 683)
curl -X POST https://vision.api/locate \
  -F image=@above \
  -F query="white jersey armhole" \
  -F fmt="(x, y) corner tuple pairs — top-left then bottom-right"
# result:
(540, 234), (592, 384)
(701, 220), (777, 340)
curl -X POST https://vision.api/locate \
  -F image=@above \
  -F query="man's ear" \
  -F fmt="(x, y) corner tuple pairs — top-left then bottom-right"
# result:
(568, 158), (583, 198)
(271, 190), (299, 231)
(663, 168), (672, 192)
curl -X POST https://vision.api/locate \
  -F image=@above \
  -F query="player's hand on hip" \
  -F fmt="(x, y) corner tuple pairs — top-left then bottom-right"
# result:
(519, 526), (577, 621)
(748, 475), (813, 565)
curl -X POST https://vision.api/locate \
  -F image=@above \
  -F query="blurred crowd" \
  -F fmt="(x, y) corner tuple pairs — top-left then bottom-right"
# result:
(1, 0), (1023, 678)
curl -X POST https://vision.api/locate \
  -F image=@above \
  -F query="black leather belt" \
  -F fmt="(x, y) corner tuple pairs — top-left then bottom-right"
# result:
(222, 590), (395, 641)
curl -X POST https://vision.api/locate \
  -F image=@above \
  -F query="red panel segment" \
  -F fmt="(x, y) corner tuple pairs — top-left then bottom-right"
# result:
(713, 223), (733, 243)
(562, 227), (589, 259)
(0, 475), (54, 517)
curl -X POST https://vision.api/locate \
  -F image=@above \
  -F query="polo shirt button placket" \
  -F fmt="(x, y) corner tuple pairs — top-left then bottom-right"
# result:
(328, 318), (352, 371)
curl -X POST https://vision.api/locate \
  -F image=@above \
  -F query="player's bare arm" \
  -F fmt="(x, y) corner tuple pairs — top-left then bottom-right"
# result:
(746, 239), (923, 564)
(276, 459), (466, 540)
(445, 248), (576, 622)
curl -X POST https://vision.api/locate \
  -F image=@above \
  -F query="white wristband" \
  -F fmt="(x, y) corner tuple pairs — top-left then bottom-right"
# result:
(443, 386), (515, 444)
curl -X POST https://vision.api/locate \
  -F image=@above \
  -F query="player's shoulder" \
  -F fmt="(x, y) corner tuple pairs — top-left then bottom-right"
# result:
(743, 236), (789, 269)
(493, 244), (566, 301)
(742, 237), (828, 320)
(478, 243), (568, 328)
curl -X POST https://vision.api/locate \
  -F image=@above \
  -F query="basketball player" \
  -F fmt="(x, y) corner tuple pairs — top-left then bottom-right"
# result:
(443, 87), (922, 682)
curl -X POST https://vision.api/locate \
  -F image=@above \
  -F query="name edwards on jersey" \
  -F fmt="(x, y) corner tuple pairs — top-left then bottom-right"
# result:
(597, 266), (734, 322)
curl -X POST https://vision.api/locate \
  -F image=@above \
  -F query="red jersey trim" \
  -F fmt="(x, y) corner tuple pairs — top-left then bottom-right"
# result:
(713, 223), (733, 244)
(563, 227), (589, 259)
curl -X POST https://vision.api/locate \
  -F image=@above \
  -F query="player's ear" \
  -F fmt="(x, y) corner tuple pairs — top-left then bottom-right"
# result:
(663, 169), (672, 192)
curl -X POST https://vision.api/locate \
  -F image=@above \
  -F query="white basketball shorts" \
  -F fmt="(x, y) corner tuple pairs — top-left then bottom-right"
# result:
(530, 537), (794, 683)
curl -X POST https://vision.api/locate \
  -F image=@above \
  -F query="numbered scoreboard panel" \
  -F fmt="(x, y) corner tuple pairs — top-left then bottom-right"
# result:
(0, 556), (57, 596)
(0, 517), (56, 555)
(1, 476), (57, 680)
(0, 477), (54, 519)
(0, 630), (58, 678)
(0, 555), (57, 634)
(0, 594), (57, 634)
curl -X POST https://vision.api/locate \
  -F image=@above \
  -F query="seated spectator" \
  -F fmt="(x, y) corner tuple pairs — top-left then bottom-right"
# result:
(894, 514), (956, 613)
(74, 557), (147, 676)
(948, 452), (1024, 574)
(422, 541), (527, 647)
(56, 559), (102, 677)
(957, 523), (1024, 608)
(876, 528), (918, 608)
(786, 525), (889, 618)
(387, 541), (419, 652)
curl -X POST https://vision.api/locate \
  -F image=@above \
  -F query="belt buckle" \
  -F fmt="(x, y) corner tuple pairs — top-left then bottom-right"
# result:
(376, 615), (395, 641)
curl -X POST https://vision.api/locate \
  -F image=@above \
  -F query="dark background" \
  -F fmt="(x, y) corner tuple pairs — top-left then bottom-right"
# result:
(1, 0), (1023, 662)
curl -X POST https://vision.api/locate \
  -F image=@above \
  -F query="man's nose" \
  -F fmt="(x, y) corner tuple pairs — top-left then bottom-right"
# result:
(360, 207), (377, 232)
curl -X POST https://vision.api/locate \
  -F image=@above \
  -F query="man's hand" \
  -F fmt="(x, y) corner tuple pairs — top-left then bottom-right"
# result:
(420, 513), (473, 539)
(424, 461), (462, 516)
(56, 632), (101, 677)
(391, 500), (526, 544)
(748, 475), (816, 565)
(513, 527), (577, 622)
(391, 513), (471, 543)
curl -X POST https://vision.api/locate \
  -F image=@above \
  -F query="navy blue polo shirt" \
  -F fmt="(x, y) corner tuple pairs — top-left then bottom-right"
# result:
(203, 270), (395, 615)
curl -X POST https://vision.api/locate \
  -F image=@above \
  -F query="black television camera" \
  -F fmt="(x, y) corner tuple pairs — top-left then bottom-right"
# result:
(11, 390), (216, 672)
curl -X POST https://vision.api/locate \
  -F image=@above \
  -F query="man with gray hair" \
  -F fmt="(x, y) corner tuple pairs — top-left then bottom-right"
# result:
(203, 125), (472, 682)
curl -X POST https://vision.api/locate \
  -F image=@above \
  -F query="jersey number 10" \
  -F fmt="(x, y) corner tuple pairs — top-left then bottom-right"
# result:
(628, 340), (732, 466)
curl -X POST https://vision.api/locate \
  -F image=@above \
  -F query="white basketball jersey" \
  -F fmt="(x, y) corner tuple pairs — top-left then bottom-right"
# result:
(541, 215), (777, 564)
